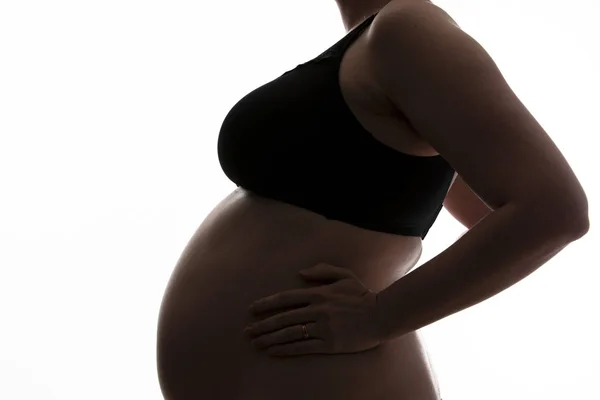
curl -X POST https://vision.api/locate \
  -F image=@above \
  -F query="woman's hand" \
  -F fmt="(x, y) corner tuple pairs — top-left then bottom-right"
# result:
(244, 263), (385, 357)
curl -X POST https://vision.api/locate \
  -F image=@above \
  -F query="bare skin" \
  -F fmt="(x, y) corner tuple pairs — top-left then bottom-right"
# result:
(335, 0), (401, 31)
(157, 189), (442, 400)
(156, 1), (493, 399)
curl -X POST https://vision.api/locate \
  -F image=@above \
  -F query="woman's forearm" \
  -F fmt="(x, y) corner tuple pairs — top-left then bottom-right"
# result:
(376, 201), (588, 341)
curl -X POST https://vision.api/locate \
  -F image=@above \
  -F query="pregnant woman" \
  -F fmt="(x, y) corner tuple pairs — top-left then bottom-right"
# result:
(156, 0), (589, 399)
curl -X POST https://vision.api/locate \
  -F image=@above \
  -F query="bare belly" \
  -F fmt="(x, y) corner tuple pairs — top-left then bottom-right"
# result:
(156, 188), (441, 400)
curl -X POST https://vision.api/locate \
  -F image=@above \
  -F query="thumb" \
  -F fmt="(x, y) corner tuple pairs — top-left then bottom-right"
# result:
(299, 263), (355, 282)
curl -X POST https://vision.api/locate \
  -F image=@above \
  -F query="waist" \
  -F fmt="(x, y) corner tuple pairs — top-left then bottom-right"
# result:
(193, 187), (422, 290)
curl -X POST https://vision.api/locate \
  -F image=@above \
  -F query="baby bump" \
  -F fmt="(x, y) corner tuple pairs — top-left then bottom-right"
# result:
(156, 190), (440, 400)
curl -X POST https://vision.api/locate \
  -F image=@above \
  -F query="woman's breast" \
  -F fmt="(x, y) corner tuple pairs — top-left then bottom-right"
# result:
(156, 188), (440, 400)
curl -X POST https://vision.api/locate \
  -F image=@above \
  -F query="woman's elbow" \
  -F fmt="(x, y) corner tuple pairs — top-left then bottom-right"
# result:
(547, 193), (590, 240)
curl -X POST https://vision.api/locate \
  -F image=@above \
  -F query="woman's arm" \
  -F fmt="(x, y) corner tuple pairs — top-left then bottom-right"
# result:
(368, 2), (589, 340)
(376, 198), (583, 341)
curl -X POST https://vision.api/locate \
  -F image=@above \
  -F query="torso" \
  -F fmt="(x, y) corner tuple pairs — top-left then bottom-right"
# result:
(157, 4), (448, 400)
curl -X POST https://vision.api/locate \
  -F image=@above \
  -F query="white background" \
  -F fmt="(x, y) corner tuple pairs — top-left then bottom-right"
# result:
(0, 0), (598, 399)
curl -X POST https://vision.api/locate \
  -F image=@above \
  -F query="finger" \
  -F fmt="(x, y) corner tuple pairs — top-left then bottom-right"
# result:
(267, 339), (326, 357)
(299, 263), (357, 283)
(250, 287), (316, 315)
(245, 307), (315, 337)
(251, 323), (314, 349)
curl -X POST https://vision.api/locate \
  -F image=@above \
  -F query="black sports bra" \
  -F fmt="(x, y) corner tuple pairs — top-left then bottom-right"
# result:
(217, 13), (456, 239)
